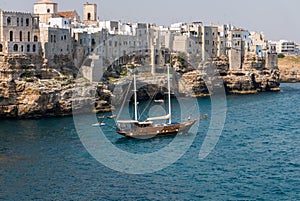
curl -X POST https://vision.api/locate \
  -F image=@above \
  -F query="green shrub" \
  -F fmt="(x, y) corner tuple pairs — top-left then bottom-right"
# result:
(278, 53), (285, 58)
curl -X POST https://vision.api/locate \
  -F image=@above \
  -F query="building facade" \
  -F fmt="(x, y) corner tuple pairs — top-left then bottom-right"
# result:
(0, 10), (41, 55)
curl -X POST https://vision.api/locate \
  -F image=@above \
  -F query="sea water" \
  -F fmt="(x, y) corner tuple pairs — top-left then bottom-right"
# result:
(1, 83), (300, 200)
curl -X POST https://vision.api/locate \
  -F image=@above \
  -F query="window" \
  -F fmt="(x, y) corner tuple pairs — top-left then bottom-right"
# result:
(21, 45), (24, 52)
(17, 18), (19, 26)
(87, 13), (91, 20)
(33, 44), (36, 52)
(21, 18), (23, 26)
(27, 44), (30, 52)
(33, 18), (38, 26)
(47, 9), (50, 13)
(26, 18), (29, 26)
(19, 31), (22, 42)
(9, 31), (13, 41)
(64, 35), (66, 40)
(28, 32), (30, 42)
(34, 35), (38, 42)
(50, 35), (53, 43)
(7, 17), (11, 26)
(0, 44), (3, 52)
(54, 35), (56, 43)
(13, 44), (18, 52)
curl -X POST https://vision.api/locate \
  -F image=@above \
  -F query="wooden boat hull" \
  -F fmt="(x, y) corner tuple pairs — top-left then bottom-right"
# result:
(116, 120), (196, 138)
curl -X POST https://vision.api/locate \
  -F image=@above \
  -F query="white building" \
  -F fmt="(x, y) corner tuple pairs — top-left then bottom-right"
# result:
(48, 17), (71, 29)
(274, 40), (297, 54)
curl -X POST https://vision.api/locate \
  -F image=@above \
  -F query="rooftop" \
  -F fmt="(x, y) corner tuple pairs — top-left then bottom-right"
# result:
(57, 11), (76, 19)
(34, 0), (57, 4)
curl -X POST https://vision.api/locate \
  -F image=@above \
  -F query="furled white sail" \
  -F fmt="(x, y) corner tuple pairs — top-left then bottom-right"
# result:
(117, 120), (139, 124)
(146, 114), (171, 122)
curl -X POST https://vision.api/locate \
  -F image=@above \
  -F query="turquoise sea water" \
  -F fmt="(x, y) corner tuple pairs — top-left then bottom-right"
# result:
(1, 83), (300, 200)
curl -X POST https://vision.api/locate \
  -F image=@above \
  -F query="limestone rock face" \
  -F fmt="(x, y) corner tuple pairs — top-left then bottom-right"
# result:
(179, 69), (280, 96)
(223, 70), (280, 93)
(177, 55), (280, 96)
(0, 79), (111, 119)
(0, 55), (111, 119)
(0, 54), (281, 119)
(278, 56), (300, 82)
(280, 68), (300, 83)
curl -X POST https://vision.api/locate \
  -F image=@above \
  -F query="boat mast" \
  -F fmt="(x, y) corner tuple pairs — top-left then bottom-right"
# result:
(167, 65), (172, 124)
(133, 72), (138, 121)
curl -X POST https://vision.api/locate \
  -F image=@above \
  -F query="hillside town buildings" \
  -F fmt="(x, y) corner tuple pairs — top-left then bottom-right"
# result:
(0, 0), (291, 76)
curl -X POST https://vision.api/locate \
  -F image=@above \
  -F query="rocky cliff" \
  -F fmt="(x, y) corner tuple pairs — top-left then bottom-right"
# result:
(0, 55), (111, 119)
(179, 69), (280, 97)
(0, 54), (281, 119)
(278, 56), (300, 82)
(177, 56), (280, 96)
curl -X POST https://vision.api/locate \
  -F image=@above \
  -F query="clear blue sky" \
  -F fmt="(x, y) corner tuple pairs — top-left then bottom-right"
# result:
(1, 0), (299, 42)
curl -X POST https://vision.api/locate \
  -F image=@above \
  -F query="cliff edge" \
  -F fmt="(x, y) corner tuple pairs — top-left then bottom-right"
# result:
(278, 56), (300, 82)
(0, 55), (111, 119)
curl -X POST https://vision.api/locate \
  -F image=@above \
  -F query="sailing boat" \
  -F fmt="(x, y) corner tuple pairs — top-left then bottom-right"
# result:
(115, 66), (207, 138)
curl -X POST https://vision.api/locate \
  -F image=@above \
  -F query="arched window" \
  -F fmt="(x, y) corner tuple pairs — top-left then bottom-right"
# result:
(7, 17), (11, 26)
(87, 13), (91, 21)
(26, 18), (29, 26)
(33, 44), (36, 52)
(19, 31), (22, 42)
(47, 9), (50, 13)
(21, 18), (23, 26)
(21, 45), (24, 52)
(13, 44), (18, 52)
(33, 18), (38, 26)
(0, 44), (3, 52)
(27, 32), (30, 42)
(34, 35), (38, 42)
(9, 31), (13, 42)
(26, 44), (30, 52)
(17, 18), (19, 26)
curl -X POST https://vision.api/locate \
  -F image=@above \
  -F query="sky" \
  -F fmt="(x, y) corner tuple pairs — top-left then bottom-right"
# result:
(1, 0), (299, 42)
